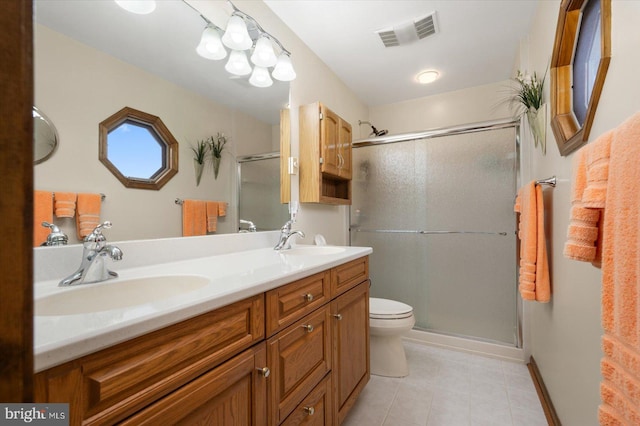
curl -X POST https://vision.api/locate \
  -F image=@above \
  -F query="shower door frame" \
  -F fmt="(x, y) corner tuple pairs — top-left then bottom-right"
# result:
(350, 117), (523, 348)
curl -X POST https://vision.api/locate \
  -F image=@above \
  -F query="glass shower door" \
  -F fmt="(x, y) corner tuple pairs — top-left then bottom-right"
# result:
(351, 127), (518, 346)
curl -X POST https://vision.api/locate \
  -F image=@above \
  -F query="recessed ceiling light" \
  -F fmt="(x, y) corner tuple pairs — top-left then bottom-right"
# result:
(114, 0), (156, 15)
(417, 70), (440, 84)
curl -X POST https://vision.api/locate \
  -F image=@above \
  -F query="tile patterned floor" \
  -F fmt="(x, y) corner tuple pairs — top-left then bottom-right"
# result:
(343, 340), (548, 426)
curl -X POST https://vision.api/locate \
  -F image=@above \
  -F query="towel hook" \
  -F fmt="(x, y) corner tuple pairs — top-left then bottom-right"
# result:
(536, 176), (556, 187)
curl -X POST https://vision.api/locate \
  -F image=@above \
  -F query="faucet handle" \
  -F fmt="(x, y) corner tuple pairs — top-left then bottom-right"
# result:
(84, 221), (112, 243)
(41, 221), (68, 246)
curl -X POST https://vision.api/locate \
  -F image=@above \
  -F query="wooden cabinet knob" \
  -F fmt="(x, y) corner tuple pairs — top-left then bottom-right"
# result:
(304, 406), (315, 416)
(333, 313), (342, 320)
(304, 293), (314, 302)
(301, 324), (314, 333)
(256, 367), (270, 378)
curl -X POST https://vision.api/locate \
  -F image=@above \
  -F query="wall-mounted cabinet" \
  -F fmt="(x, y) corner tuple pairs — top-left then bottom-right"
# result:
(299, 102), (352, 205)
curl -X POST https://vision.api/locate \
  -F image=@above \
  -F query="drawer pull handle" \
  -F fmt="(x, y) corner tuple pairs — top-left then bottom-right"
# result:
(333, 314), (343, 320)
(304, 406), (315, 416)
(301, 324), (314, 333)
(304, 293), (314, 302)
(256, 367), (270, 378)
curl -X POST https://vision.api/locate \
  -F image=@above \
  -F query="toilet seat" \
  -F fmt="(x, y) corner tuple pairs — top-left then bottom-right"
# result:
(370, 297), (413, 320)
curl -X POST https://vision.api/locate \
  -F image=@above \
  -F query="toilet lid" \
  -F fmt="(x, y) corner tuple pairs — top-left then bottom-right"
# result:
(370, 298), (413, 319)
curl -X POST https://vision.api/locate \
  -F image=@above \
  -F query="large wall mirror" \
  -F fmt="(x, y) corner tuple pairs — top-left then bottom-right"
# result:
(550, 0), (611, 156)
(33, 0), (290, 242)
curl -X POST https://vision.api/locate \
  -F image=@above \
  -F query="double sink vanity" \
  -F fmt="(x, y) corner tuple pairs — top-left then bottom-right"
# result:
(33, 232), (372, 425)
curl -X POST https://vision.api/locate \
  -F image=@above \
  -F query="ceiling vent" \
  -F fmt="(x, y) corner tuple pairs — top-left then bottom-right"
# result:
(375, 12), (438, 48)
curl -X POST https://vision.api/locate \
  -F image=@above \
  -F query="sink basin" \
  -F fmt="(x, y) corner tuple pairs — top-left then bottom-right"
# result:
(35, 275), (210, 316)
(280, 246), (346, 256)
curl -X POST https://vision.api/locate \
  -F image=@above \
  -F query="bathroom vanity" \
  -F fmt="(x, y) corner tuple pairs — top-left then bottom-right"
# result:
(33, 242), (370, 426)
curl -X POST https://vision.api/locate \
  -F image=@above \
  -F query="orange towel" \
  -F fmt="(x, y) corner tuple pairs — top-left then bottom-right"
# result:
(34, 191), (53, 246)
(76, 193), (101, 239)
(218, 202), (227, 217)
(595, 112), (640, 424)
(54, 192), (77, 218)
(182, 200), (207, 237)
(563, 145), (602, 265)
(514, 181), (550, 302)
(206, 201), (218, 233)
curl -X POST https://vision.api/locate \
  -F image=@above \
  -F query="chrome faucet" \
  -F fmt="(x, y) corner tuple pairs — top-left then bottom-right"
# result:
(274, 220), (305, 250)
(239, 219), (257, 232)
(41, 222), (68, 246)
(59, 221), (123, 286)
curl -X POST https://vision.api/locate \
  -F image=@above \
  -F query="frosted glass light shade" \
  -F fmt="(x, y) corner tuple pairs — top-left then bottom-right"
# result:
(196, 27), (227, 60)
(272, 53), (296, 81)
(225, 50), (252, 76)
(114, 0), (156, 14)
(250, 36), (277, 67)
(249, 66), (273, 88)
(222, 15), (252, 51)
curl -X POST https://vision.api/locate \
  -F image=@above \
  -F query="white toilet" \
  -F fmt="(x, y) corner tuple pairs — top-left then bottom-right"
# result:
(369, 297), (415, 377)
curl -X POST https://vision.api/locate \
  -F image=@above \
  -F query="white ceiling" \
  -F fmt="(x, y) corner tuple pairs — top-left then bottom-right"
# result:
(264, 0), (538, 106)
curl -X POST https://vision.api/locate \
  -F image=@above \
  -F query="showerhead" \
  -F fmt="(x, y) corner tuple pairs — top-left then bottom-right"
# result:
(358, 120), (389, 137)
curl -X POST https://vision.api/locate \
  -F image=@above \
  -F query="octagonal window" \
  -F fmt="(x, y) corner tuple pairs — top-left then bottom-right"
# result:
(99, 107), (178, 190)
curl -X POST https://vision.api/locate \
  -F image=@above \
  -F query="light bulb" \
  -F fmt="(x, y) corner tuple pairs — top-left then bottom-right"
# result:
(272, 53), (296, 82)
(222, 15), (252, 51)
(114, 0), (156, 14)
(250, 36), (277, 68)
(225, 50), (252, 76)
(249, 66), (273, 88)
(196, 26), (227, 60)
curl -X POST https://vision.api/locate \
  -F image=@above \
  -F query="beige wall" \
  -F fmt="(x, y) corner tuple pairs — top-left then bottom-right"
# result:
(34, 25), (273, 242)
(228, 1), (369, 246)
(519, 1), (640, 425)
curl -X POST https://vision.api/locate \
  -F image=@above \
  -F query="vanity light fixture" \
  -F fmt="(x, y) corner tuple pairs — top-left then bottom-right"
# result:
(249, 66), (273, 88)
(225, 49), (252, 76)
(416, 70), (440, 84)
(221, 14), (252, 51)
(191, 2), (296, 87)
(196, 26), (227, 60)
(114, 0), (156, 15)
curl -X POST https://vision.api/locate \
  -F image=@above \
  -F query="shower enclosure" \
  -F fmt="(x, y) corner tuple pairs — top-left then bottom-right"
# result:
(350, 120), (520, 347)
(237, 153), (288, 232)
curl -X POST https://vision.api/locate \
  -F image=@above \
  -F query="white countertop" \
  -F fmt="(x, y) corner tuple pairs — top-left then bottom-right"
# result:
(34, 245), (372, 372)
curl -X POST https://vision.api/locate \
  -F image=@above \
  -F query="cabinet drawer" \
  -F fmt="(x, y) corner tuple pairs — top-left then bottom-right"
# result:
(120, 343), (268, 426)
(34, 294), (265, 425)
(281, 374), (332, 426)
(331, 256), (368, 297)
(267, 305), (332, 425)
(266, 270), (331, 336)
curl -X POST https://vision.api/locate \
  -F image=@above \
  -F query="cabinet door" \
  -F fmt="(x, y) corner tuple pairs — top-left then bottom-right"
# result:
(332, 282), (370, 425)
(267, 305), (332, 425)
(320, 106), (341, 177)
(338, 119), (352, 180)
(120, 343), (268, 426)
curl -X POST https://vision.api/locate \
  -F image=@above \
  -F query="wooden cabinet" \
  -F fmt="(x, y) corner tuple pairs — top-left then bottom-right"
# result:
(332, 282), (370, 425)
(120, 343), (268, 425)
(35, 256), (370, 426)
(299, 102), (352, 205)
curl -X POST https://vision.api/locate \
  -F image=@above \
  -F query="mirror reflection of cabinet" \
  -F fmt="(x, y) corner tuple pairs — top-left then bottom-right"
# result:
(299, 102), (352, 205)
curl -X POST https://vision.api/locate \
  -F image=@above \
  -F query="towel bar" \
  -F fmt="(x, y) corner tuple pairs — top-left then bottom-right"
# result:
(536, 176), (556, 187)
(350, 228), (508, 236)
(51, 192), (106, 201)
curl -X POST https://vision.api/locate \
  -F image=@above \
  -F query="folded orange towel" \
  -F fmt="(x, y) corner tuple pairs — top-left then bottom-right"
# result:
(182, 200), (207, 237)
(206, 201), (218, 233)
(514, 181), (550, 302)
(34, 191), (53, 246)
(76, 193), (102, 239)
(563, 146), (602, 264)
(54, 192), (77, 218)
